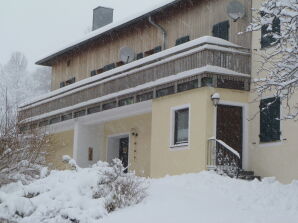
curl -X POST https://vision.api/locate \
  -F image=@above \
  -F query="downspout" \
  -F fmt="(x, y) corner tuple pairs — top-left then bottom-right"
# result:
(148, 16), (167, 50)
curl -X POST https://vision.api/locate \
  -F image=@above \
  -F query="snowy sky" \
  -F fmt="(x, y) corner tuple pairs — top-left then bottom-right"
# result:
(0, 0), (171, 71)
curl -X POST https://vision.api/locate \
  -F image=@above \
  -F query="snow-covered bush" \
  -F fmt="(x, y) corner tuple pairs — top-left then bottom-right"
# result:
(93, 159), (148, 212)
(0, 159), (148, 223)
(0, 119), (50, 186)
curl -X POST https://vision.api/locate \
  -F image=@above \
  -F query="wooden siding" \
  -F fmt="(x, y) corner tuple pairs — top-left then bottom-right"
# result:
(20, 47), (251, 121)
(50, 0), (252, 90)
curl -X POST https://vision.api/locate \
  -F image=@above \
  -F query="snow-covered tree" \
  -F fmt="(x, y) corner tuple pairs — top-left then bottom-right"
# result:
(247, 0), (298, 118)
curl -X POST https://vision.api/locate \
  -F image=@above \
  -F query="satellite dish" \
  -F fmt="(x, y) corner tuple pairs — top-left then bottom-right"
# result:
(227, 1), (245, 22)
(119, 46), (135, 63)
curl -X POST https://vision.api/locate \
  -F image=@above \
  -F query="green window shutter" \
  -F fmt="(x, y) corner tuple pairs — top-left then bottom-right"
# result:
(212, 21), (229, 40)
(261, 12), (280, 48)
(259, 97), (281, 142)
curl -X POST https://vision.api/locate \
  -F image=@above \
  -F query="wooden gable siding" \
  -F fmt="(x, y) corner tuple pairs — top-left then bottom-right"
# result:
(50, 0), (251, 90)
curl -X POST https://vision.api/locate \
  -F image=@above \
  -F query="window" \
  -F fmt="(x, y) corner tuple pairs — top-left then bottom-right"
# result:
(87, 105), (101, 114)
(136, 91), (153, 102)
(217, 78), (245, 90)
(201, 77), (213, 87)
(60, 81), (65, 88)
(102, 101), (117, 110)
(102, 63), (116, 72)
(90, 70), (97, 77)
(177, 80), (198, 92)
(119, 97), (134, 106)
(136, 52), (144, 60)
(259, 97), (281, 143)
(212, 21), (229, 40)
(49, 117), (60, 125)
(261, 12), (280, 48)
(173, 107), (189, 145)
(154, 46), (162, 53)
(156, 86), (175, 98)
(61, 113), (73, 121)
(74, 110), (86, 118)
(175, 36), (190, 46)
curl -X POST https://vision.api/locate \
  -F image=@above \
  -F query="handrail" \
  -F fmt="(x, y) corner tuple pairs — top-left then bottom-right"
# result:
(207, 137), (241, 177)
(208, 137), (240, 158)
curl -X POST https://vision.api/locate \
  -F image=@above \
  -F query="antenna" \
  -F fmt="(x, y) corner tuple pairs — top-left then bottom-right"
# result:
(119, 46), (135, 64)
(227, 1), (246, 22)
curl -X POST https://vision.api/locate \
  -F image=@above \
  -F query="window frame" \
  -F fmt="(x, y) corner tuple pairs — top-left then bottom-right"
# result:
(170, 104), (191, 149)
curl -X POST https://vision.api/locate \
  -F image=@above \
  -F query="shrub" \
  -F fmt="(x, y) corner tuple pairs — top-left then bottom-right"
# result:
(93, 159), (148, 212)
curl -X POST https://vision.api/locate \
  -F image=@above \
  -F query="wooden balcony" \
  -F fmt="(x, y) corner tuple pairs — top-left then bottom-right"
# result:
(19, 37), (251, 129)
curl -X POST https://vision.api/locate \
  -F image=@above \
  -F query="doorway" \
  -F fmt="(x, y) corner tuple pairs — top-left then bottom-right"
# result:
(107, 134), (130, 172)
(216, 104), (243, 166)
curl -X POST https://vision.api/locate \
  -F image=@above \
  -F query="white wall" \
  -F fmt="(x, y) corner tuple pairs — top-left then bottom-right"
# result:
(73, 122), (104, 167)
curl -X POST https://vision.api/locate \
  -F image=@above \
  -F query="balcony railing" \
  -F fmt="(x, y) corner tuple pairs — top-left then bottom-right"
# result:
(19, 39), (251, 128)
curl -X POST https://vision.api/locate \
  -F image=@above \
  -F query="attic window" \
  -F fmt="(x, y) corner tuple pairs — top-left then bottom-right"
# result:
(88, 147), (93, 161)
(60, 82), (65, 88)
(136, 52), (144, 60)
(102, 63), (116, 72)
(175, 36), (190, 46)
(67, 60), (71, 67)
(90, 70), (97, 77)
(116, 61), (124, 67)
(212, 21), (229, 40)
(144, 45), (162, 57)
(64, 77), (75, 86)
(154, 46), (162, 53)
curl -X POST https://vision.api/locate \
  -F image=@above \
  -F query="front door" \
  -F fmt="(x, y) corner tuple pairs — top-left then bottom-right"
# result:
(216, 105), (243, 166)
(119, 137), (129, 172)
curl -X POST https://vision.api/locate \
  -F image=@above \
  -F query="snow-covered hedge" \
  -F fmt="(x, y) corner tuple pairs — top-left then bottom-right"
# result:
(0, 159), (148, 223)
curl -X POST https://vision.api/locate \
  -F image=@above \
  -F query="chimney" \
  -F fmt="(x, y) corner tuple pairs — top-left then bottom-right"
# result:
(92, 6), (114, 31)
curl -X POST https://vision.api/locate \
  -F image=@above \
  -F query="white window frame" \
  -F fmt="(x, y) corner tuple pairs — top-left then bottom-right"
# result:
(170, 104), (191, 150)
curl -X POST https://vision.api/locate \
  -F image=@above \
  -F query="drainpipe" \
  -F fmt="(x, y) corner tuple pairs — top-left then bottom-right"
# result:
(148, 16), (167, 50)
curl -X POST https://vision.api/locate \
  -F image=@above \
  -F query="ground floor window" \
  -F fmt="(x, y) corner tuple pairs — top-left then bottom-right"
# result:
(173, 107), (189, 145)
(259, 97), (281, 142)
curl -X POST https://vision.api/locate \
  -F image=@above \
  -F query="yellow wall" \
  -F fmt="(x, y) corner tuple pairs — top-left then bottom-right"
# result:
(46, 130), (74, 170)
(150, 87), (249, 178)
(247, 0), (298, 184)
(103, 113), (152, 177)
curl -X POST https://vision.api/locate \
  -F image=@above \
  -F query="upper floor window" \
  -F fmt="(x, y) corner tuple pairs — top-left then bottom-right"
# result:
(176, 36), (190, 46)
(259, 97), (281, 143)
(261, 12), (280, 48)
(60, 77), (75, 88)
(173, 106), (190, 146)
(212, 21), (229, 40)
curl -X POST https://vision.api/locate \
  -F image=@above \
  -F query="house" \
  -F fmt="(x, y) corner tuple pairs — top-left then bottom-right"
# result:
(18, 0), (298, 183)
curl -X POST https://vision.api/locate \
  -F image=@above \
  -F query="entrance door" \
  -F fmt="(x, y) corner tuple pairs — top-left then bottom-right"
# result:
(119, 137), (129, 172)
(216, 105), (243, 166)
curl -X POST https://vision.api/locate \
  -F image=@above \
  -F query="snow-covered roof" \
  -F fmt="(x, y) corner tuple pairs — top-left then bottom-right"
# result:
(36, 0), (180, 66)
(20, 36), (248, 109)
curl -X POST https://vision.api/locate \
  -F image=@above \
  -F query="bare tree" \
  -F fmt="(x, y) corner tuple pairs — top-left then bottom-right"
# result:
(0, 111), (51, 186)
(246, 0), (298, 118)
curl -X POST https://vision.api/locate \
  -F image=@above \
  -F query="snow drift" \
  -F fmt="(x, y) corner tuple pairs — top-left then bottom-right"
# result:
(0, 165), (298, 223)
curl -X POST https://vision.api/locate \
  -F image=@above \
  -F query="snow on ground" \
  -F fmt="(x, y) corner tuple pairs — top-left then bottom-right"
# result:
(1, 166), (298, 223)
